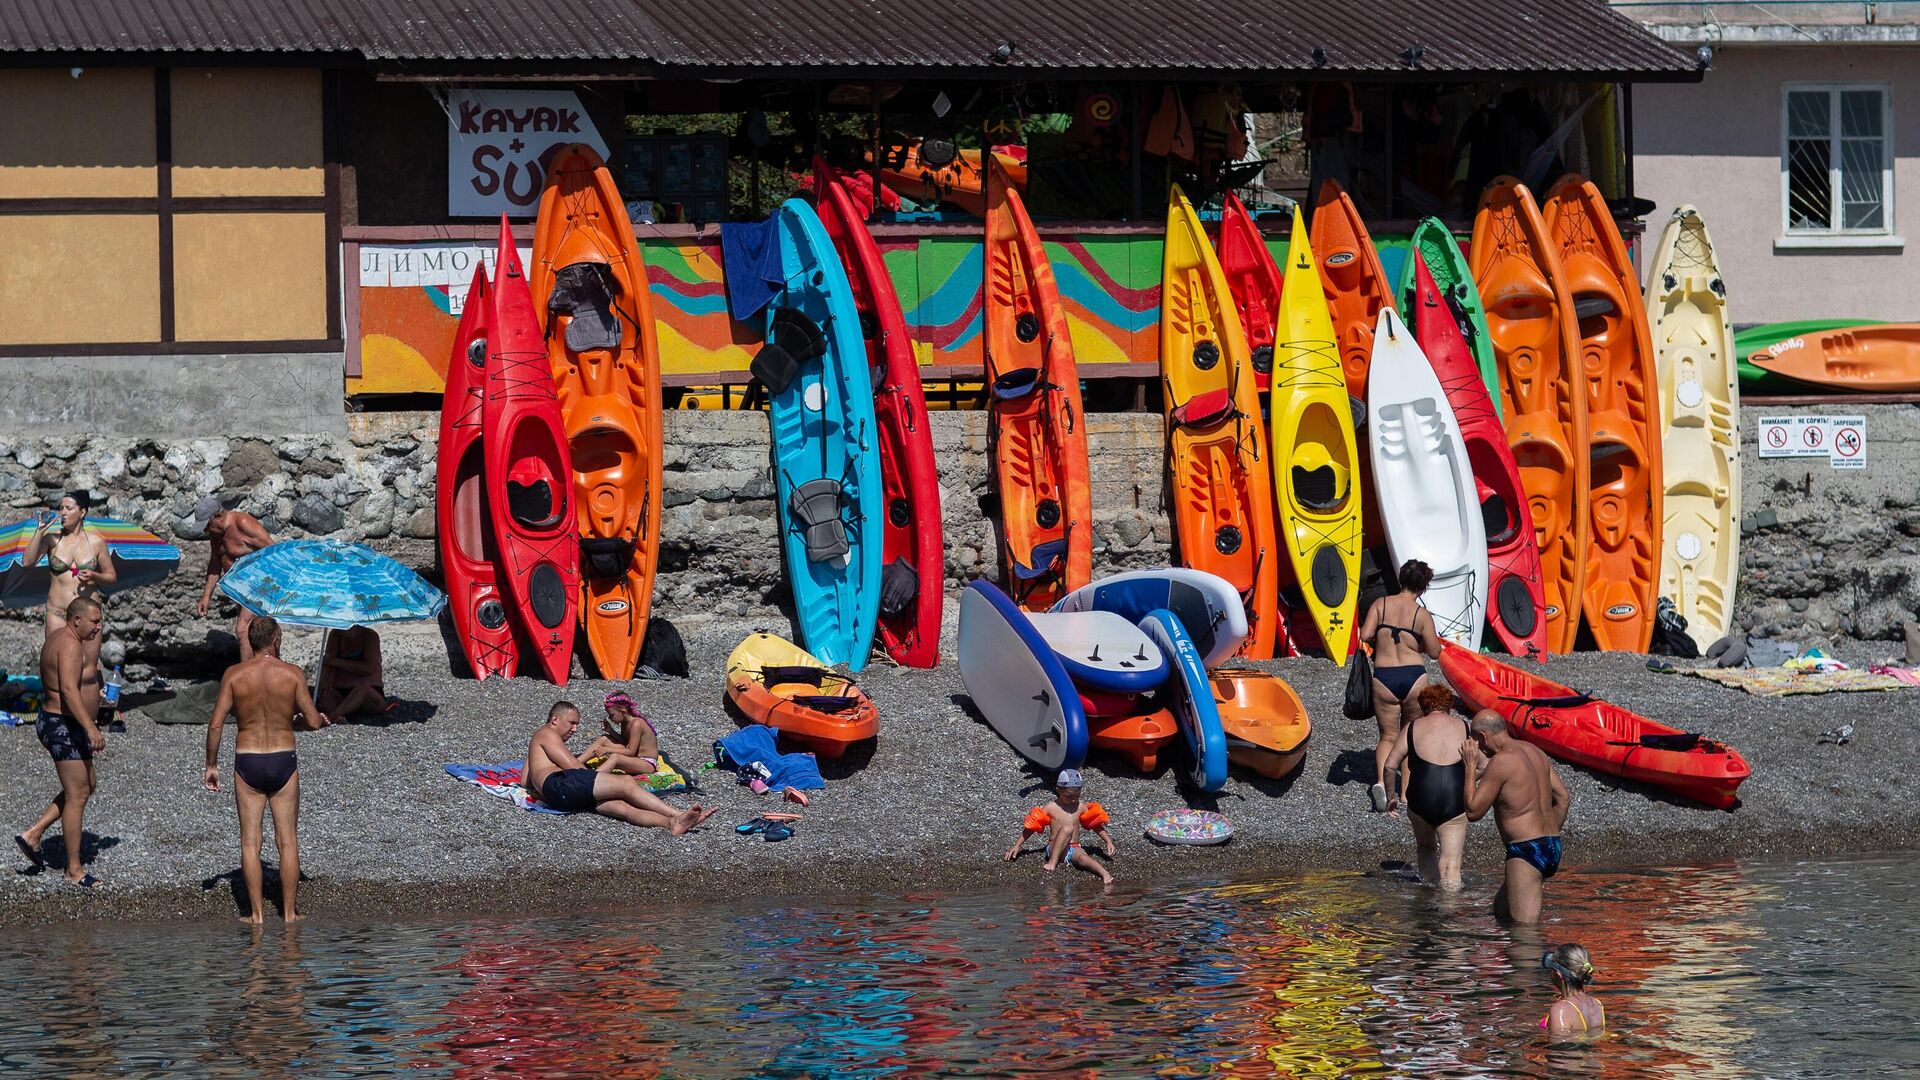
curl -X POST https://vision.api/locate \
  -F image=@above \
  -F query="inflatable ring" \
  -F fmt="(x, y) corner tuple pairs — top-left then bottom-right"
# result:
(1144, 808), (1233, 846)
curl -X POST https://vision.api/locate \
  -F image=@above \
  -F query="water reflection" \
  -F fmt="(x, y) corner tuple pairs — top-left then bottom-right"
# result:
(0, 858), (1910, 1078)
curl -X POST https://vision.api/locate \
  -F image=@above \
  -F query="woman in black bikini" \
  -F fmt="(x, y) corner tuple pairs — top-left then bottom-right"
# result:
(1357, 559), (1443, 811)
(1384, 682), (1470, 886)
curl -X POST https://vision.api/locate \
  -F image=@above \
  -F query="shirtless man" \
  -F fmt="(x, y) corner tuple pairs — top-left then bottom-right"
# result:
(1462, 710), (1572, 925)
(14, 597), (107, 888)
(524, 702), (714, 833)
(203, 616), (332, 923)
(192, 497), (274, 661)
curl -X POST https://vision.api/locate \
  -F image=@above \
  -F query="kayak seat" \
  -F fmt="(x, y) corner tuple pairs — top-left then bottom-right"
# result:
(1481, 490), (1517, 544)
(992, 367), (1043, 400)
(506, 476), (565, 528)
(790, 693), (862, 714)
(1293, 464), (1341, 510)
(761, 664), (827, 687)
(549, 262), (623, 353)
(879, 557), (919, 617)
(789, 478), (850, 563)
(580, 536), (635, 579)
(755, 308), (829, 394)
(1171, 387), (1234, 430)
(1012, 538), (1067, 580)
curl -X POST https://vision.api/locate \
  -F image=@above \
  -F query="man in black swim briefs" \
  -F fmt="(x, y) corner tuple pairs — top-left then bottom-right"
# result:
(15, 597), (108, 888)
(1463, 710), (1571, 925)
(523, 702), (715, 834)
(204, 616), (332, 924)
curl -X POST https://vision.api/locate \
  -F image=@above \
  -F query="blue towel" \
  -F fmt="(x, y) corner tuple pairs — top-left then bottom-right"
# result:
(720, 218), (784, 321)
(716, 724), (827, 791)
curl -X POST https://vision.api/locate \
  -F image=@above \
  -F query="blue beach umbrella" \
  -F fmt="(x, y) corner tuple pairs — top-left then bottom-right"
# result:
(218, 539), (445, 629)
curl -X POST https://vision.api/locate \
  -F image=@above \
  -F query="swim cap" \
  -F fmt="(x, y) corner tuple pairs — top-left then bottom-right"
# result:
(604, 691), (637, 712)
(1056, 769), (1084, 789)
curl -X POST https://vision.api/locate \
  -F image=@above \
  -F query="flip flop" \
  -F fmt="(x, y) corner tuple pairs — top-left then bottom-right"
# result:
(65, 873), (101, 891)
(782, 787), (810, 807)
(735, 818), (770, 835)
(762, 812), (804, 822)
(1368, 783), (1389, 812)
(764, 821), (794, 842)
(14, 835), (44, 871)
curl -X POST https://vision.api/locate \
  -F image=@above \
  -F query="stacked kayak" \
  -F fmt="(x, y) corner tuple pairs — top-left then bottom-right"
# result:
(1735, 319), (1881, 394)
(1748, 324), (1920, 392)
(1311, 179), (1395, 400)
(1440, 643), (1751, 809)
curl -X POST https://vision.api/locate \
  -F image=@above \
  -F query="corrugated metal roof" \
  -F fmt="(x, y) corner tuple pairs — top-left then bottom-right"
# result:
(0, 0), (1694, 75)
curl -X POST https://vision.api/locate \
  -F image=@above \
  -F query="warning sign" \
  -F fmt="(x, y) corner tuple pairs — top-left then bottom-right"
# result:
(1757, 415), (1865, 468)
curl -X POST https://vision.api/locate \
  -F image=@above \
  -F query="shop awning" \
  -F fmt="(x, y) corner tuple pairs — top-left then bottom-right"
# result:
(0, 0), (1697, 79)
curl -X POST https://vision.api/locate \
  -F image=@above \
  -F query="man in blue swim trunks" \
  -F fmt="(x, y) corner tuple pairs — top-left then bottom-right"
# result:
(524, 702), (715, 834)
(1462, 710), (1570, 925)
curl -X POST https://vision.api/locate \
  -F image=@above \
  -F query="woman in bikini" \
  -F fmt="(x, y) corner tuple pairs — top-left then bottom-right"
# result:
(1357, 559), (1443, 812)
(583, 691), (660, 776)
(315, 625), (387, 722)
(22, 492), (116, 648)
(1541, 943), (1604, 1040)
(1383, 682), (1470, 886)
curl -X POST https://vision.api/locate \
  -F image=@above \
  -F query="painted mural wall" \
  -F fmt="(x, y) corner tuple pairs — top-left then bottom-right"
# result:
(346, 228), (1416, 395)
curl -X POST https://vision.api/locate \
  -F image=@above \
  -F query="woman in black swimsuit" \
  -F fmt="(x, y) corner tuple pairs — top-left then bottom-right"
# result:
(1384, 682), (1470, 887)
(1357, 560), (1444, 811)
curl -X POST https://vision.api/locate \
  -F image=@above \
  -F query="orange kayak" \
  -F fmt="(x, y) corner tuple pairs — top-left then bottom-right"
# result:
(530, 144), (663, 680)
(725, 633), (878, 758)
(1161, 185), (1281, 658)
(875, 143), (1027, 216)
(1750, 324), (1920, 392)
(984, 156), (1092, 611)
(1088, 708), (1180, 773)
(1472, 178), (1589, 655)
(1544, 175), (1663, 653)
(1210, 668), (1311, 779)
(1310, 179), (1395, 399)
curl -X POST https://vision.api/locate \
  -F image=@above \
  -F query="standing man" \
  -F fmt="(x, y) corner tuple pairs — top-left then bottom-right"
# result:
(193, 497), (274, 660)
(203, 616), (332, 924)
(14, 597), (107, 888)
(1462, 710), (1571, 925)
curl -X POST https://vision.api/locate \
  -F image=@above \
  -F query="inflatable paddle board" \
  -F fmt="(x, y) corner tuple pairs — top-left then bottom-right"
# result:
(1409, 254), (1546, 658)
(1400, 217), (1502, 419)
(1270, 205), (1363, 664)
(1545, 175), (1662, 653)
(1218, 191), (1284, 391)
(483, 218), (580, 684)
(1053, 567), (1248, 669)
(814, 157), (943, 669)
(1367, 307), (1489, 647)
(1472, 178), (1589, 655)
(530, 144), (663, 681)
(1138, 608), (1228, 793)
(1646, 205), (1739, 653)
(763, 198), (883, 671)
(1029, 609), (1168, 695)
(436, 266), (519, 680)
(958, 580), (1089, 772)
(1160, 185), (1283, 658)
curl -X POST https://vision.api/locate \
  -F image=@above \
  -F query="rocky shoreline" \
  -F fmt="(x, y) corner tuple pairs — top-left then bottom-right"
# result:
(2, 617), (1913, 928)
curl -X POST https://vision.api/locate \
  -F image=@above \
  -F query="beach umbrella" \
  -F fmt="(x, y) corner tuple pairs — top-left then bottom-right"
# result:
(218, 539), (445, 629)
(0, 515), (183, 608)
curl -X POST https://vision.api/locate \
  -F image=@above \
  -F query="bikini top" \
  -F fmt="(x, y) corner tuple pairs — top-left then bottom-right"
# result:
(1541, 999), (1596, 1032)
(1374, 604), (1425, 646)
(47, 543), (99, 577)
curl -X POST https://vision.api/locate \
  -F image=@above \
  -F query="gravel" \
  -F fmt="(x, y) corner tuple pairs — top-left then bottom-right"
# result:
(1, 615), (1915, 926)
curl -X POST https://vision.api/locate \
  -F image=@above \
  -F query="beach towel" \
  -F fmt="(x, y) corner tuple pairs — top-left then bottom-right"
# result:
(445, 757), (690, 815)
(715, 724), (826, 791)
(720, 218), (783, 321)
(1681, 666), (1911, 698)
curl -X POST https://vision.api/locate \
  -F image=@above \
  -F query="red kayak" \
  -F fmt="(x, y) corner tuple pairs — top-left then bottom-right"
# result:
(1409, 253), (1547, 659)
(813, 156), (943, 668)
(484, 218), (580, 684)
(436, 267), (519, 679)
(1216, 191), (1283, 395)
(1440, 643), (1750, 809)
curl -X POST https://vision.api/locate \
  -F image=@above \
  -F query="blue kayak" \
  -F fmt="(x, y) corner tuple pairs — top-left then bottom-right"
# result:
(762, 199), (882, 670)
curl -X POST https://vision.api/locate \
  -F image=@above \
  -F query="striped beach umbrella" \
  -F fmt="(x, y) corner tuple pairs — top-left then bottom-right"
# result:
(0, 515), (182, 608)
(218, 539), (445, 629)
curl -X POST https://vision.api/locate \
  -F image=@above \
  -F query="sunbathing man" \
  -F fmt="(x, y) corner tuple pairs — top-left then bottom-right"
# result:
(15, 597), (108, 888)
(204, 616), (332, 923)
(581, 691), (660, 776)
(524, 701), (714, 833)
(1462, 710), (1571, 925)
(192, 497), (274, 661)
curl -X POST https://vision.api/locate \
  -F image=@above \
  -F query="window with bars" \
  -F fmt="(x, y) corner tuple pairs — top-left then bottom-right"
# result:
(1783, 84), (1892, 236)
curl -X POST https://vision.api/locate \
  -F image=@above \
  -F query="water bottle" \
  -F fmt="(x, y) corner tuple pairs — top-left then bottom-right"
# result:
(101, 665), (124, 728)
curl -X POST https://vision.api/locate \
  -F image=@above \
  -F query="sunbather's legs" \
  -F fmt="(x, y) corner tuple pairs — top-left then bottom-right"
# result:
(600, 753), (656, 775)
(1068, 847), (1114, 883)
(591, 774), (715, 835)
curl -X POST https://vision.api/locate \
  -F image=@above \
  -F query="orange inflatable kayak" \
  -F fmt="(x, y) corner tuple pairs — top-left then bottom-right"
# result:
(1161, 185), (1282, 658)
(1471, 178), (1589, 655)
(984, 156), (1092, 611)
(530, 144), (663, 680)
(1749, 324), (1920, 392)
(1310, 179), (1395, 400)
(1544, 175), (1663, 653)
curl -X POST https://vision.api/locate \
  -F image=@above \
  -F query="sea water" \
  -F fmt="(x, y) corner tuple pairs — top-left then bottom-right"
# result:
(0, 857), (1912, 1077)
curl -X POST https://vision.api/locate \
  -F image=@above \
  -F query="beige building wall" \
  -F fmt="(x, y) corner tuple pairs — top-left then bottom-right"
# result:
(1634, 45), (1919, 323)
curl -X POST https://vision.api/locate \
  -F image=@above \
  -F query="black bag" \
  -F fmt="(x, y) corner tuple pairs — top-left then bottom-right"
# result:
(637, 616), (689, 678)
(1343, 648), (1375, 720)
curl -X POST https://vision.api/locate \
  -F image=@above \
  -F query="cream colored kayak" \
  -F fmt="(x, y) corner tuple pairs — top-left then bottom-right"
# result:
(1645, 205), (1739, 651)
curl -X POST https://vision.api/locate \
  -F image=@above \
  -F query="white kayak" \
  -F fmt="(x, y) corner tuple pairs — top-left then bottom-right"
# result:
(1052, 567), (1248, 668)
(1366, 307), (1488, 646)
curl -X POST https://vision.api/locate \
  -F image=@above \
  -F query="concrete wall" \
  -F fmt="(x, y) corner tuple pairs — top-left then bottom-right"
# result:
(1633, 44), (1920, 322)
(0, 353), (345, 438)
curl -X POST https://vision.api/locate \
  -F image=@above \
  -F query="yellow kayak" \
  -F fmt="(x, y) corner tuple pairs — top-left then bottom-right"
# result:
(1268, 206), (1362, 664)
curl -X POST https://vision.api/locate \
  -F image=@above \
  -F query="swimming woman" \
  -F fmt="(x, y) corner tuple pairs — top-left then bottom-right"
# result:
(1541, 943), (1604, 1040)
(1383, 682), (1469, 887)
(1357, 559), (1443, 811)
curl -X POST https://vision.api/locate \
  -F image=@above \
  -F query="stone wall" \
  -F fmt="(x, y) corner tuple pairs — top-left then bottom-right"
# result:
(1, 402), (1910, 673)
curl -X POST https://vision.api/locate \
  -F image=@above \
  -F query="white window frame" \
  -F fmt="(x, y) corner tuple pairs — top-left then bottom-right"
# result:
(1778, 82), (1899, 250)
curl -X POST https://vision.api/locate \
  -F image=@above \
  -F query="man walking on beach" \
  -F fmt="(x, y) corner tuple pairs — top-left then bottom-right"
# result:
(192, 497), (274, 661)
(525, 701), (715, 833)
(15, 597), (108, 888)
(204, 616), (331, 923)
(1462, 710), (1570, 924)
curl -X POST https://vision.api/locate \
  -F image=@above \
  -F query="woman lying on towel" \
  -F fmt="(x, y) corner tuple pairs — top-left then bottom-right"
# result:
(583, 691), (660, 775)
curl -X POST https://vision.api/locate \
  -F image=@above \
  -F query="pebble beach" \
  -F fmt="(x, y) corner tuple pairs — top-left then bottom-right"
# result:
(0, 612), (1914, 927)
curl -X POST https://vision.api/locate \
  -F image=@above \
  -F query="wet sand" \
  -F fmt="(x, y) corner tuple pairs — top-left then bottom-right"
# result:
(1, 616), (1914, 927)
